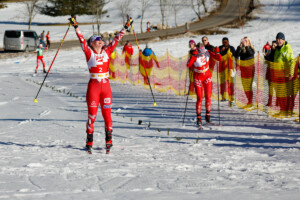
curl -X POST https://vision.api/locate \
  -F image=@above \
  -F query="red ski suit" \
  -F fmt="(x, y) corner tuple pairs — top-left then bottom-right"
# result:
(187, 49), (222, 115)
(75, 28), (125, 134)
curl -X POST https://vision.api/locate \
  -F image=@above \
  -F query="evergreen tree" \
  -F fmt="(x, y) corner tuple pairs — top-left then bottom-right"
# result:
(40, 0), (105, 16)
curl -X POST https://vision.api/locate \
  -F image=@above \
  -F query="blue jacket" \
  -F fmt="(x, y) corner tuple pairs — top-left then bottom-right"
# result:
(142, 48), (155, 56)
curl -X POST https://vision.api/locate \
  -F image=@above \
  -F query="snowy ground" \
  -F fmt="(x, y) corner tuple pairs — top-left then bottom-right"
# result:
(0, 0), (300, 199)
(0, 46), (300, 200)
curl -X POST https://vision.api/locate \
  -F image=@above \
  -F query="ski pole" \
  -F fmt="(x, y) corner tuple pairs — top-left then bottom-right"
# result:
(216, 62), (221, 125)
(34, 23), (71, 103)
(182, 80), (191, 127)
(131, 25), (157, 107)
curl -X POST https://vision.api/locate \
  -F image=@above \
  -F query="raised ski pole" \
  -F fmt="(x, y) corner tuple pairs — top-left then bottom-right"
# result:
(34, 23), (71, 103)
(182, 81), (191, 127)
(132, 25), (157, 107)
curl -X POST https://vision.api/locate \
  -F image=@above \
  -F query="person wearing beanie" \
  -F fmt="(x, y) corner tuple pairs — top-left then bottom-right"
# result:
(273, 32), (296, 117)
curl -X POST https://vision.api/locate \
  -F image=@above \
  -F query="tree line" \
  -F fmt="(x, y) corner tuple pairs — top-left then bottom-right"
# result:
(1, 0), (223, 34)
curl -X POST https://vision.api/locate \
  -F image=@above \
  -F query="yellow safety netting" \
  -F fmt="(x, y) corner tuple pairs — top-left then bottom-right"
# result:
(109, 50), (300, 119)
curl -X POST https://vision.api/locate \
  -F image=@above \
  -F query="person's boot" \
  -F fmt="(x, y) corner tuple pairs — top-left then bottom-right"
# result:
(35, 69), (37, 74)
(86, 133), (93, 150)
(205, 111), (211, 123)
(43, 68), (47, 73)
(105, 130), (113, 149)
(196, 114), (202, 126)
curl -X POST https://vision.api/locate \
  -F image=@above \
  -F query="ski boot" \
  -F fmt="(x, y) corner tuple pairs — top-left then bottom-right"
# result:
(86, 133), (93, 154)
(34, 69), (37, 74)
(196, 114), (202, 126)
(205, 111), (211, 123)
(43, 68), (47, 73)
(105, 130), (113, 154)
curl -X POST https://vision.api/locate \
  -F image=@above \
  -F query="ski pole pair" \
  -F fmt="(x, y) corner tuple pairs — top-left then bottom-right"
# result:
(34, 23), (71, 103)
(182, 63), (221, 126)
(131, 25), (157, 107)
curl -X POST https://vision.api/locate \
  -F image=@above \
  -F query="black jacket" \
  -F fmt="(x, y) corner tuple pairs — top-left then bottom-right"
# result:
(235, 46), (255, 60)
(264, 48), (276, 62)
(219, 45), (236, 56)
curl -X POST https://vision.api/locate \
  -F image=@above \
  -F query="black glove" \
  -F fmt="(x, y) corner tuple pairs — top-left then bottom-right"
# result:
(68, 17), (78, 29)
(124, 16), (133, 32)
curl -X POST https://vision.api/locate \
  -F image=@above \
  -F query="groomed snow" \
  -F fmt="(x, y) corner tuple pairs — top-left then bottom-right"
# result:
(0, 0), (300, 199)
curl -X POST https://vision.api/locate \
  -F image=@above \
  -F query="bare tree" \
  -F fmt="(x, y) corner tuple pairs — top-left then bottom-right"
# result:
(202, 0), (207, 13)
(89, 0), (108, 35)
(190, 0), (202, 20)
(139, 0), (151, 33)
(118, 0), (132, 25)
(170, 0), (187, 27)
(159, 0), (168, 27)
(23, 0), (39, 30)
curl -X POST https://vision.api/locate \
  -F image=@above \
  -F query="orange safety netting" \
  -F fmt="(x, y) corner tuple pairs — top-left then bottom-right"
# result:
(109, 50), (300, 120)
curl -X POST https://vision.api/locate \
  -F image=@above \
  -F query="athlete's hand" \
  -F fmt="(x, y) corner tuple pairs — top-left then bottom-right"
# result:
(68, 16), (78, 28)
(124, 16), (133, 32)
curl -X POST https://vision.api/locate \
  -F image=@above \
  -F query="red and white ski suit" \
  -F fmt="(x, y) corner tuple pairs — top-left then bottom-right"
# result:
(35, 48), (46, 71)
(75, 28), (125, 134)
(187, 49), (222, 115)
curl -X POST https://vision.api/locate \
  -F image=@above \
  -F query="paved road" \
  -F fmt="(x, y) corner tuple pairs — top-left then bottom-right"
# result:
(53, 0), (250, 49)
(0, 0), (250, 56)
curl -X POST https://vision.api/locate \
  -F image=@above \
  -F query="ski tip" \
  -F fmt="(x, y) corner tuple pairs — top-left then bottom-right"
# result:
(153, 102), (157, 107)
(34, 99), (38, 103)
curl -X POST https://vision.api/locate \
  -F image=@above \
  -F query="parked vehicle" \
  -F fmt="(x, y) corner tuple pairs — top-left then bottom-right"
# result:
(3, 30), (39, 52)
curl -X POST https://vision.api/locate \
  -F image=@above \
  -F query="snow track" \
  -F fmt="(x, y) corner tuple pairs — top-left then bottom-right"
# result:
(0, 68), (299, 199)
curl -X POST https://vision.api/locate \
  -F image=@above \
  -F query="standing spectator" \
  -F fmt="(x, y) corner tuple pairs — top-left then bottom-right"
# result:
(147, 21), (151, 32)
(219, 37), (235, 56)
(202, 36), (214, 51)
(34, 44), (47, 74)
(68, 16), (128, 152)
(122, 41), (134, 56)
(187, 44), (222, 125)
(188, 40), (197, 58)
(45, 31), (50, 49)
(40, 30), (46, 47)
(265, 40), (277, 107)
(202, 36), (222, 73)
(273, 32), (296, 117)
(262, 41), (271, 56)
(187, 40), (197, 91)
(219, 37), (236, 103)
(235, 36), (256, 108)
(140, 43), (159, 85)
(122, 41), (134, 79)
(264, 41), (277, 62)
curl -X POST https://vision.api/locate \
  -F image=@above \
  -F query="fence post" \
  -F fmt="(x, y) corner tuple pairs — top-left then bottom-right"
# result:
(298, 54), (300, 123)
(257, 51), (260, 116)
(167, 49), (171, 93)
(227, 52), (231, 107)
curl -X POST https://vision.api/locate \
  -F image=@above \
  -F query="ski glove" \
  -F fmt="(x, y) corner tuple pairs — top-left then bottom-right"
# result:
(124, 17), (133, 32)
(68, 17), (78, 29)
(230, 69), (236, 77)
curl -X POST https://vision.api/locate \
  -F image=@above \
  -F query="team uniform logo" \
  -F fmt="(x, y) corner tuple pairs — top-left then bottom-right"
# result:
(90, 101), (97, 107)
(104, 98), (111, 104)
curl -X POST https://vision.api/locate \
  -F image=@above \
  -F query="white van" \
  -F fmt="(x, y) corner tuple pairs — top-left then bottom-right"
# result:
(3, 30), (40, 52)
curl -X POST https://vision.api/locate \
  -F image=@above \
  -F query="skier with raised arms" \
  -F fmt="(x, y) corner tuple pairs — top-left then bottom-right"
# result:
(68, 16), (132, 153)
